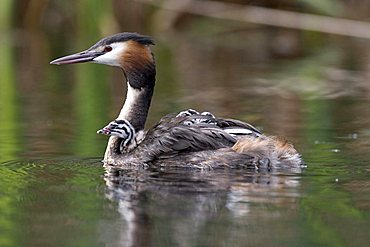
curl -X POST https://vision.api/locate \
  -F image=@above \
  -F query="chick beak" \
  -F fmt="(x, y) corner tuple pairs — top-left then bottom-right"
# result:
(97, 127), (112, 136)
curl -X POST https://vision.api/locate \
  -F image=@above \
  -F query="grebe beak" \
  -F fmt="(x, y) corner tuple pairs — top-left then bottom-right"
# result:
(50, 50), (103, 65)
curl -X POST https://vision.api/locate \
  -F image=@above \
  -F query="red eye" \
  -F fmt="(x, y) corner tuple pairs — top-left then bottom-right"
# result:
(104, 46), (112, 52)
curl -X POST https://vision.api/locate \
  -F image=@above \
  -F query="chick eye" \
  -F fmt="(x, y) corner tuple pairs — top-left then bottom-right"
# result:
(104, 46), (112, 52)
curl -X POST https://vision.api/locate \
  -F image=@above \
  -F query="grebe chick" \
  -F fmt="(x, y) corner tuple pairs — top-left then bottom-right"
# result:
(97, 119), (143, 153)
(50, 32), (304, 171)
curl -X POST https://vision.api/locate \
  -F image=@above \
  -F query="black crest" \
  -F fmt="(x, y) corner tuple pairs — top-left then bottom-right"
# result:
(90, 32), (155, 49)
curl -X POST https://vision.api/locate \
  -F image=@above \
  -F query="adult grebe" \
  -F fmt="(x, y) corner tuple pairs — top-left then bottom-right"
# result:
(50, 32), (303, 171)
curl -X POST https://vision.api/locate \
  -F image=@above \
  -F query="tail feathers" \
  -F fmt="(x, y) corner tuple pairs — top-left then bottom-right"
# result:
(232, 135), (303, 171)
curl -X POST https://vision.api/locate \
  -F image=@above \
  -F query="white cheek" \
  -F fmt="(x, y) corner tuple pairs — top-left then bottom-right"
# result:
(93, 43), (127, 67)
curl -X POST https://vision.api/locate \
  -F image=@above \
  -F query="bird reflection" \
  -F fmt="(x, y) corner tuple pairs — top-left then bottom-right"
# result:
(103, 167), (301, 247)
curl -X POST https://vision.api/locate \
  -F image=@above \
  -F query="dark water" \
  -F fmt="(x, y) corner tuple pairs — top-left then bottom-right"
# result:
(1, 30), (370, 247)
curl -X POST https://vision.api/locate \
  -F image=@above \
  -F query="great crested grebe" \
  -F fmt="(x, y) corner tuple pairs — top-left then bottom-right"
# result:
(50, 32), (303, 171)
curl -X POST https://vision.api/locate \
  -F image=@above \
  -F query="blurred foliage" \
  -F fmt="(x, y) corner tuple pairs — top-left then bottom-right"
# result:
(73, 0), (112, 156)
(298, 0), (341, 15)
(0, 0), (20, 162)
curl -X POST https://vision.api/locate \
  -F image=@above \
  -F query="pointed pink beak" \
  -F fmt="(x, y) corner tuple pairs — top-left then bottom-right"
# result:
(50, 50), (103, 65)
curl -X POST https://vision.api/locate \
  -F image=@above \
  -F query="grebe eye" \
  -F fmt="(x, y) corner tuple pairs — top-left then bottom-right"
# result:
(104, 46), (112, 52)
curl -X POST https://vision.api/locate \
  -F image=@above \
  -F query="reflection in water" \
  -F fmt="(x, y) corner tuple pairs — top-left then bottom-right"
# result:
(104, 168), (301, 247)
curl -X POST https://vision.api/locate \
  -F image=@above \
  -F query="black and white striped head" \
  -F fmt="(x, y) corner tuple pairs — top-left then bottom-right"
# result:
(176, 109), (217, 126)
(50, 32), (156, 89)
(97, 119), (136, 147)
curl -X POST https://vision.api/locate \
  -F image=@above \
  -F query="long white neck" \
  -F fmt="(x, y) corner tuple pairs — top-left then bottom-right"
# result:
(116, 81), (154, 132)
(117, 82), (141, 120)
